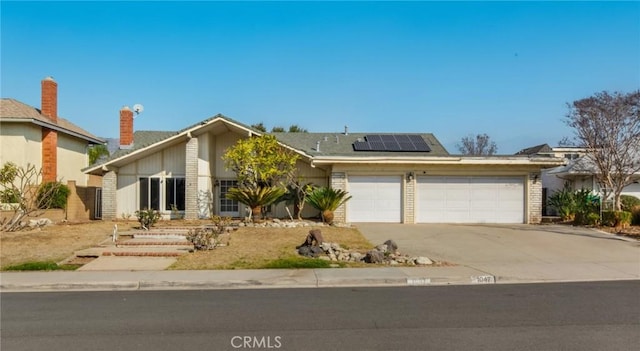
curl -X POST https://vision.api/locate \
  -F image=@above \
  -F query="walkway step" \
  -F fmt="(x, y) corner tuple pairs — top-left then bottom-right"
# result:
(117, 241), (193, 247)
(102, 252), (185, 257)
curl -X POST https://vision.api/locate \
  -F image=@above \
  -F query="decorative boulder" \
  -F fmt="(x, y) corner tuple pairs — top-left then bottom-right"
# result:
(364, 250), (385, 264)
(383, 239), (398, 254)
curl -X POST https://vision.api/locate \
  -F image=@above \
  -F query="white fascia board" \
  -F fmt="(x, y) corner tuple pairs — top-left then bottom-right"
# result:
(310, 156), (564, 167)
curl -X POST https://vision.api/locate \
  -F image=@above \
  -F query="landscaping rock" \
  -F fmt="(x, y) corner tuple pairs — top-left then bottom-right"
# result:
(384, 239), (398, 253)
(415, 256), (433, 265)
(375, 244), (388, 253)
(364, 250), (385, 264)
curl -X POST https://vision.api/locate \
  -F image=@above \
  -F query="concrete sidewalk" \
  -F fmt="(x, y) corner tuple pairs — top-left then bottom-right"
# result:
(2, 264), (638, 293)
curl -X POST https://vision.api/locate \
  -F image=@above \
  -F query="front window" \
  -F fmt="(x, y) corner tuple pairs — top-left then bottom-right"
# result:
(139, 177), (185, 212)
(219, 180), (239, 214)
(165, 178), (186, 211)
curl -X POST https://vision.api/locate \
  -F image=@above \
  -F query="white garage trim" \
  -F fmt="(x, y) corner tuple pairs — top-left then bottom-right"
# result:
(347, 175), (402, 223)
(416, 176), (524, 223)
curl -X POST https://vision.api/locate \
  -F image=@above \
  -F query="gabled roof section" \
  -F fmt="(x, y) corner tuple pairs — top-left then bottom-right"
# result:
(0, 98), (104, 144)
(84, 114), (270, 174)
(271, 132), (450, 157)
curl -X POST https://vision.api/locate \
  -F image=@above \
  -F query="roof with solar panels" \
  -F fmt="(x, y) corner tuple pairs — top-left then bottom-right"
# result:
(270, 131), (450, 157)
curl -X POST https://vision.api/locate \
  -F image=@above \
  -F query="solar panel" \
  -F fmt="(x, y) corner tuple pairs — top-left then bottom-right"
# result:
(369, 141), (386, 151)
(398, 142), (416, 151)
(353, 135), (431, 152)
(353, 141), (370, 151)
(384, 141), (401, 151)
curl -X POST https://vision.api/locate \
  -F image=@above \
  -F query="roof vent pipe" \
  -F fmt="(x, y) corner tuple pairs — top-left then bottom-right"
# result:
(335, 135), (339, 144)
(344, 125), (348, 135)
(316, 141), (321, 152)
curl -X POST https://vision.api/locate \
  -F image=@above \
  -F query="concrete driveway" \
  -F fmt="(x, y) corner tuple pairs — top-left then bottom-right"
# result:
(355, 223), (640, 283)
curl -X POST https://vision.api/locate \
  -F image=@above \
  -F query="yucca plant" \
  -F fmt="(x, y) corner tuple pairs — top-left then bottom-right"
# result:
(306, 187), (352, 224)
(226, 185), (286, 221)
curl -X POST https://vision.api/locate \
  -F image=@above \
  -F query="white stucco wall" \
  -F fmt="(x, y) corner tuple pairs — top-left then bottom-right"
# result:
(0, 123), (42, 168)
(57, 133), (89, 186)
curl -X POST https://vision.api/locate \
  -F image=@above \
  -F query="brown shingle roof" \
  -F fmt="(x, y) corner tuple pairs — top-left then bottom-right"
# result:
(0, 98), (104, 144)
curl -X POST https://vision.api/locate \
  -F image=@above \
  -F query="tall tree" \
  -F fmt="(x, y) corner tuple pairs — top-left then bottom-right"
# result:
(565, 90), (640, 211)
(88, 144), (110, 165)
(222, 135), (299, 221)
(222, 135), (299, 188)
(456, 133), (498, 155)
(251, 122), (267, 132)
(288, 124), (308, 133)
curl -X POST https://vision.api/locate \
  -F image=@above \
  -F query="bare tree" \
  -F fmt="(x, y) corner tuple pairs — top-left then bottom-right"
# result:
(456, 133), (498, 155)
(0, 162), (65, 231)
(565, 90), (640, 211)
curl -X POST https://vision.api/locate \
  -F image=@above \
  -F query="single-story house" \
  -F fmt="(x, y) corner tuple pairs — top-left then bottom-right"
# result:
(516, 144), (640, 214)
(85, 112), (564, 224)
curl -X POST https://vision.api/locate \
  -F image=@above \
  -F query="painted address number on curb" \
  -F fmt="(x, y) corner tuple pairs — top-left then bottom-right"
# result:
(471, 275), (495, 284)
(407, 278), (431, 286)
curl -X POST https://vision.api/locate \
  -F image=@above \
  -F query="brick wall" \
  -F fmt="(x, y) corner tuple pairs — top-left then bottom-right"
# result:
(185, 137), (199, 219)
(102, 171), (117, 219)
(41, 129), (58, 182)
(529, 172), (542, 224)
(405, 175), (415, 224)
(330, 172), (346, 223)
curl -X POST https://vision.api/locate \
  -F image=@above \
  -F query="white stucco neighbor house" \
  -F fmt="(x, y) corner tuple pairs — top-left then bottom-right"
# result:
(85, 111), (564, 224)
(0, 77), (104, 186)
(516, 144), (640, 214)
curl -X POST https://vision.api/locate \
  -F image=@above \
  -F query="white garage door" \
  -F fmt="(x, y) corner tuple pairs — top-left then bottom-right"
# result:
(348, 176), (402, 222)
(417, 176), (524, 223)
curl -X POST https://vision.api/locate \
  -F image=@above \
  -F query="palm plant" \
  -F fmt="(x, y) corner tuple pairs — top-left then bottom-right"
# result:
(306, 187), (352, 224)
(226, 185), (286, 221)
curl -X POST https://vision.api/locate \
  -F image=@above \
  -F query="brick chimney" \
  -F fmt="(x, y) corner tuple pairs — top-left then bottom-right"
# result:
(119, 106), (134, 148)
(41, 77), (58, 182)
(41, 77), (57, 122)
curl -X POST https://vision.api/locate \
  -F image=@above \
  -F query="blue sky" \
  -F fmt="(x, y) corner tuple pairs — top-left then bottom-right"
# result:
(2, 1), (639, 154)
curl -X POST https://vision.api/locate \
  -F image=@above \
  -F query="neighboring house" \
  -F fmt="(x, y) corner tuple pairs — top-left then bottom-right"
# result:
(85, 110), (563, 224)
(516, 144), (640, 214)
(0, 77), (105, 219)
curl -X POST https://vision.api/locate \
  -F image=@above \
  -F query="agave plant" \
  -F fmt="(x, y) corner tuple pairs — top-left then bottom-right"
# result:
(306, 187), (352, 224)
(226, 185), (286, 221)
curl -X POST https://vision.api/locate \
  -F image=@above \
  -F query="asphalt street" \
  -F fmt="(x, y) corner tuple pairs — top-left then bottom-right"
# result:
(2, 281), (639, 351)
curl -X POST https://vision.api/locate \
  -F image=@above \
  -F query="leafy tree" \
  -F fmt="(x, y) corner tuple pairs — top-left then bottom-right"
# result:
(251, 122), (267, 132)
(222, 134), (299, 188)
(565, 90), (640, 211)
(271, 126), (285, 132)
(288, 124), (307, 133)
(456, 133), (497, 155)
(88, 144), (110, 165)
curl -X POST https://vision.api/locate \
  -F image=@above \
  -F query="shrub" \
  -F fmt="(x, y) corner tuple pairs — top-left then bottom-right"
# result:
(601, 211), (632, 228)
(187, 216), (231, 250)
(547, 185), (576, 220)
(136, 208), (161, 229)
(37, 182), (70, 209)
(584, 213), (600, 226)
(630, 206), (640, 226)
(306, 187), (352, 224)
(0, 188), (20, 203)
(620, 195), (640, 212)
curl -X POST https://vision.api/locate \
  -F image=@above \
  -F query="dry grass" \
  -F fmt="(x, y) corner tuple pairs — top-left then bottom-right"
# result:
(1, 219), (374, 270)
(170, 226), (373, 270)
(0, 220), (135, 269)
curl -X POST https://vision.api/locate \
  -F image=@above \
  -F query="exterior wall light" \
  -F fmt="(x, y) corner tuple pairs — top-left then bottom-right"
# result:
(407, 172), (415, 181)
